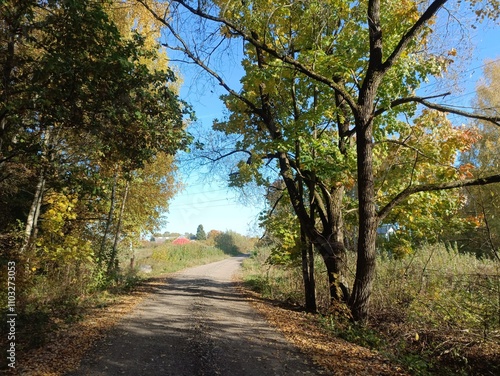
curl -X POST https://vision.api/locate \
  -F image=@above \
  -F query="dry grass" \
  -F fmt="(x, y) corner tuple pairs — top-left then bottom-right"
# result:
(241, 244), (500, 375)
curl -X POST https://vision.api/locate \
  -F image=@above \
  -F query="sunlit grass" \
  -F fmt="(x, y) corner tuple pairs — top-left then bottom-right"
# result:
(241, 243), (500, 375)
(135, 241), (231, 276)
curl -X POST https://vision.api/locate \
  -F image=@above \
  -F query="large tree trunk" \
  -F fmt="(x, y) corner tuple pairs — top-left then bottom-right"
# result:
(348, 0), (384, 319)
(349, 114), (379, 322)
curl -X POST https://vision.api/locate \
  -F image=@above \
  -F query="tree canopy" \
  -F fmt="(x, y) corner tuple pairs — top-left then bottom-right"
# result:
(137, 0), (500, 321)
(1, 0), (189, 281)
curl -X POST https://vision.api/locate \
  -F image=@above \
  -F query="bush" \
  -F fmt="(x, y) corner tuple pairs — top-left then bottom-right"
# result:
(214, 231), (256, 255)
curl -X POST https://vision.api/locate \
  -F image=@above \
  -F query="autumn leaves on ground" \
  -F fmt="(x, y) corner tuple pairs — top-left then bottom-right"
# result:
(4, 238), (500, 375)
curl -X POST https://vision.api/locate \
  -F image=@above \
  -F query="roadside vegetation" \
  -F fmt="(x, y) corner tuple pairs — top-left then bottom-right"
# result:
(0, 230), (250, 367)
(134, 231), (253, 277)
(241, 244), (500, 375)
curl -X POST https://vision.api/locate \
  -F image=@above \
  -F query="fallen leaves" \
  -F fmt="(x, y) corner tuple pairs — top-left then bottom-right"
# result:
(239, 287), (409, 376)
(12, 278), (167, 376)
(12, 274), (408, 376)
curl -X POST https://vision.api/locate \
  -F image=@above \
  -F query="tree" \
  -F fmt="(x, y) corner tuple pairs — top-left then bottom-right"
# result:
(0, 0), (188, 276)
(196, 224), (207, 240)
(139, 0), (500, 322)
(458, 60), (500, 260)
(260, 180), (317, 312)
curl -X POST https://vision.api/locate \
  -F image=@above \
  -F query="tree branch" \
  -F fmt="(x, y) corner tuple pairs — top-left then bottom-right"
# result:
(375, 93), (500, 126)
(373, 92), (451, 117)
(382, 0), (448, 72)
(137, 0), (262, 115)
(413, 98), (500, 126)
(377, 174), (500, 221)
(161, 0), (359, 112)
(201, 149), (251, 162)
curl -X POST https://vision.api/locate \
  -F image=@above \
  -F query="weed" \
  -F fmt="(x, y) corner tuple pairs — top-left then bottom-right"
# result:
(241, 244), (500, 375)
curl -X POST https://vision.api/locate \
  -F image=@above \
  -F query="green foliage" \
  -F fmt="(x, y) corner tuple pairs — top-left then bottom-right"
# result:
(377, 231), (414, 260)
(0, 0), (188, 254)
(0, 0), (188, 352)
(214, 231), (255, 255)
(196, 224), (207, 240)
(258, 191), (302, 266)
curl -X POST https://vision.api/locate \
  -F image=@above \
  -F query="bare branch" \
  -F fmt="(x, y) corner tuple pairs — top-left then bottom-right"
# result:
(413, 98), (500, 126)
(374, 92), (500, 126)
(373, 92), (451, 117)
(378, 174), (500, 221)
(201, 149), (251, 162)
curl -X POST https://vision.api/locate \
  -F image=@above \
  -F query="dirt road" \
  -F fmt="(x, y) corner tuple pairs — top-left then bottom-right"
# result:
(69, 257), (325, 376)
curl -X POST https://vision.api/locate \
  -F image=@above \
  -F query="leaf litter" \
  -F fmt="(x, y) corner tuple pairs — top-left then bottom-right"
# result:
(8, 276), (408, 376)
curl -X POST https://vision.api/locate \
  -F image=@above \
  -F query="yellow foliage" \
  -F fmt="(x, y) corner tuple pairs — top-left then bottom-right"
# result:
(38, 191), (93, 263)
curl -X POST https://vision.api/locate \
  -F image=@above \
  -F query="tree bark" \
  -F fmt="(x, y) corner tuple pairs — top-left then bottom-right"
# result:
(108, 179), (129, 275)
(349, 113), (379, 322)
(301, 227), (317, 312)
(99, 172), (117, 266)
(21, 172), (45, 253)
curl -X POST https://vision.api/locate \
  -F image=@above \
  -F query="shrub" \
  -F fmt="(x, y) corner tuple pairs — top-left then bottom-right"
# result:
(214, 231), (256, 255)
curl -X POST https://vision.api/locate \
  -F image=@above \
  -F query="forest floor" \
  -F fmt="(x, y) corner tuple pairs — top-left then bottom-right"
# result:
(8, 257), (408, 376)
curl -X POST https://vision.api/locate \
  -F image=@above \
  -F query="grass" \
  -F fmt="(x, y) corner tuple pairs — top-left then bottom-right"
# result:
(134, 240), (233, 277)
(241, 244), (500, 375)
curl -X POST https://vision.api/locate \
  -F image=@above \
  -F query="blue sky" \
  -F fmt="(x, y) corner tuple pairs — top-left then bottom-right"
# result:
(162, 11), (499, 237)
(162, 50), (262, 236)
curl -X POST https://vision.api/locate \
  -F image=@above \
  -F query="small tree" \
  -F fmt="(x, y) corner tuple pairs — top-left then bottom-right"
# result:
(196, 224), (207, 240)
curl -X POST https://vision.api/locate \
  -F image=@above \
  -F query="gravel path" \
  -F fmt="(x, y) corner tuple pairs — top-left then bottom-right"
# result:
(69, 257), (325, 376)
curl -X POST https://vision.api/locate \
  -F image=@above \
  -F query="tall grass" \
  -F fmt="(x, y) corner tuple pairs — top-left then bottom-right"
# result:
(372, 244), (500, 338)
(242, 248), (305, 303)
(241, 243), (500, 374)
(135, 241), (232, 276)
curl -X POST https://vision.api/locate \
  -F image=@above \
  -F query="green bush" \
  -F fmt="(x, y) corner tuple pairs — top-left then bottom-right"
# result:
(214, 231), (256, 255)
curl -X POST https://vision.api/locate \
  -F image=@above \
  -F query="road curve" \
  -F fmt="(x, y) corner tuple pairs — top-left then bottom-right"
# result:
(69, 257), (325, 376)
